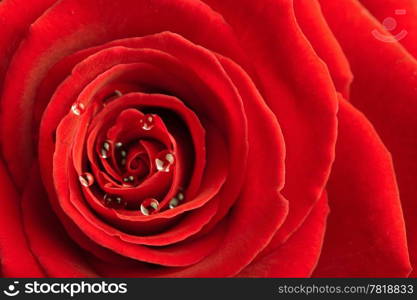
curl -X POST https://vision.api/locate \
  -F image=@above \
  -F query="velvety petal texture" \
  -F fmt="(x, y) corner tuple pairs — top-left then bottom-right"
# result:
(313, 99), (411, 277)
(0, 0), (415, 278)
(318, 0), (417, 277)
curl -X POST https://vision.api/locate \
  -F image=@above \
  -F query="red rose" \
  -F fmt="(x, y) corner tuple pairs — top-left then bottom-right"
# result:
(0, 0), (415, 277)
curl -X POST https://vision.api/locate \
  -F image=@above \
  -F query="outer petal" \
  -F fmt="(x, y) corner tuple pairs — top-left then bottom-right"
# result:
(203, 0), (338, 248)
(21, 166), (98, 277)
(238, 192), (329, 278)
(0, 0), (56, 87)
(0, 160), (44, 277)
(313, 99), (411, 277)
(319, 0), (417, 277)
(293, 0), (353, 98)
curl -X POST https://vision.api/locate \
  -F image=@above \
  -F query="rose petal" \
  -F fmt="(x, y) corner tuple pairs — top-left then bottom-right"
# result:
(203, 0), (338, 246)
(238, 192), (328, 278)
(39, 34), (248, 248)
(21, 165), (98, 277)
(293, 0), (353, 98)
(66, 94), (228, 243)
(0, 160), (44, 277)
(0, 0), (56, 93)
(313, 99), (411, 277)
(0, 0), (245, 186)
(319, 0), (417, 277)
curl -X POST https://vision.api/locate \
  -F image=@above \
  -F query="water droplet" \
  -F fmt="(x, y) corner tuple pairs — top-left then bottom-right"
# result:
(71, 102), (85, 116)
(139, 114), (155, 131)
(166, 153), (174, 164)
(114, 90), (123, 97)
(103, 141), (111, 151)
(169, 197), (179, 209)
(103, 194), (112, 206)
(100, 149), (108, 159)
(140, 198), (159, 216)
(155, 152), (175, 172)
(103, 194), (126, 209)
(177, 192), (184, 201)
(100, 141), (111, 159)
(115, 142), (123, 148)
(120, 150), (127, 158)
(79, 172), (94, 187)
(123, 176), (135, 183)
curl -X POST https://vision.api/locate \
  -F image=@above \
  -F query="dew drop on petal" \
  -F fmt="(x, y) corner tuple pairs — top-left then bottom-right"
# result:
(71, 102), (85, 116)
(100, 149), (109, 159)
(139, 114), (155, 131)
(103, 194), (126, 209)
(103, 141), (111, 151)
(169, 197), (179, 209)
(115, 197), (123, 205)
(103, 194), (112, 206)
(79, 172), (94, 187)
(177, 192), (184, 201)
(166, 153), (174, 164)
(140, 198), (159, 216)
(155, 152), (175, 172)
(100, 141), (112, 159)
